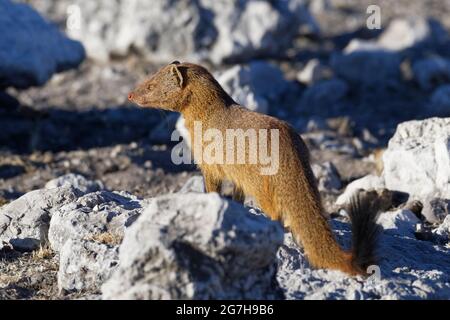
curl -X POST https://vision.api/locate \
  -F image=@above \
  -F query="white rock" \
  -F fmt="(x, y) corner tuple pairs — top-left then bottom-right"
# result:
(311, 162), (341, 192)
(341, 18), (446, 56)
(45, 173), (103, 194)
(297, 59), (332, 85)
(422, 198), (450, 224)
(48, 190), (143, 252)
(217, 66), (268, 114)
(434, 215), (450, 239)
(29, 0), (318, 64)
(309, 0), (332, 14)
(382, 118), (450, 200)
(343, 39), (384, 54)
(376, 209), (420, 237)
(336, 174), (385, 206)
(205, 0), (319, 64)
(330, 17), (447, 90)
(175, 115), (191, 149)
(178, 176), (205, 194)
(0, 0), (84, 89)
(102, 193), (283, 299)
(378, 17), (446, 51)
(58, 239), (119, 293)
(0, 187), (83, 251)
(216, 61), (288, 114)
(60, 0), (213, 63)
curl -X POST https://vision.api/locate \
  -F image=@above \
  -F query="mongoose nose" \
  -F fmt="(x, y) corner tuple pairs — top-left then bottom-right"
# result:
(128, 92), (134, 101)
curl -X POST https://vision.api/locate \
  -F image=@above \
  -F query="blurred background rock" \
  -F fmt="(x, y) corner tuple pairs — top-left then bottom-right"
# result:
(1, 0), (448, 202)
(0, 0), (449, 300)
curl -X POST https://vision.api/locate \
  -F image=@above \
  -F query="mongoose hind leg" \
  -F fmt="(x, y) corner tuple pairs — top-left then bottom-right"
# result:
(256, 193), (282, 222)
(203, 173), (221, 194)
(254, 177), (282, 221)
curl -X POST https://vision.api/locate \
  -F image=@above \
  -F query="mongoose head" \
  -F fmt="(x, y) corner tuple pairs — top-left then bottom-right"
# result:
(128, 61), (233, 112)
(128, 61), (185, 111)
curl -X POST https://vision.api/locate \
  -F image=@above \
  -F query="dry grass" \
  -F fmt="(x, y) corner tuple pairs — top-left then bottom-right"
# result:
(0, 274), (21, 287)
(0, 198), (8, 207)
(86, 231), (123, 246)
(32, 244), (54, 261)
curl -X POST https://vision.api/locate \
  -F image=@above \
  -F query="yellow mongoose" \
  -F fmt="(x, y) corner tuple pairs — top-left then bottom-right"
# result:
(128, 61), (380, 275)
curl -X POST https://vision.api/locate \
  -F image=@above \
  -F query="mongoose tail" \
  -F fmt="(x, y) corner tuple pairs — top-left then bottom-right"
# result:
(347, 192), (381, 272)
(287, 190), (380, 275)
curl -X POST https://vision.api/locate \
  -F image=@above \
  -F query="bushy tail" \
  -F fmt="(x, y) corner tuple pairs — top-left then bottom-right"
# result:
(347, 191), (382, 274)
(288, 191), (381, 276)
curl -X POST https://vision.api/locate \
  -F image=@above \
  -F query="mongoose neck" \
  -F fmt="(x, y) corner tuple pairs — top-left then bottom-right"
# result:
(181, 85), (234, 123)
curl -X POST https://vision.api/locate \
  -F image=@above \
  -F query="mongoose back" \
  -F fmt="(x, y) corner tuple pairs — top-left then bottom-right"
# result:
(128, 61), (380, 275)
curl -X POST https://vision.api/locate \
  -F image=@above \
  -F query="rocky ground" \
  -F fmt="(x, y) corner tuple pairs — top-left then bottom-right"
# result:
(1, 0), (450, 299)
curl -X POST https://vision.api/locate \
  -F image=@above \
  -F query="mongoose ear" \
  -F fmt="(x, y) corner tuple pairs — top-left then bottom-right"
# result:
(170, 65), (184, 88)
(171, 60), (180, 65)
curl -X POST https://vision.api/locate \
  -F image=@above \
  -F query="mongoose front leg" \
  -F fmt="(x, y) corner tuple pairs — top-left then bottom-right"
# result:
(232, 185), (245, 204)
(203, 174), (221, 194)
(257, 194), (282, 221)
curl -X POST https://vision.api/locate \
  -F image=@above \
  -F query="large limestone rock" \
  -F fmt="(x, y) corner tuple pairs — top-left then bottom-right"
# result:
(48, 190), (144, 252)
(205, 0), (319, 64)
(330, 17), (448, 91)
(4, 175), (449, 299)
(23, 0), (213, 63)
(45, 173), (104, 194)
(382, 117), (450, 200)
(377, 17), (447, 51)
(46, 187), (151, 294)
(216, 61), (289, 114)
(102, 193), (284, 299)
(0, 0), (84, 89)
(0, 187), (83, 251)
(58, 239), (119, 293)
(25, 0), (318, 63)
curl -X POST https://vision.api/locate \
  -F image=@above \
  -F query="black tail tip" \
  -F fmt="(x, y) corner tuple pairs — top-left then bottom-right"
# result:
(347, 190), (382, 272)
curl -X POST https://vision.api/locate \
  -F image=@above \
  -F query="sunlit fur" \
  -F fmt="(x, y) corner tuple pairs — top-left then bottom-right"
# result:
(129, 61), (380, 275)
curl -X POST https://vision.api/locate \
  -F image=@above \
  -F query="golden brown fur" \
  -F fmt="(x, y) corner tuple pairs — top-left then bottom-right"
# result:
(128, 61), (380, 275)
